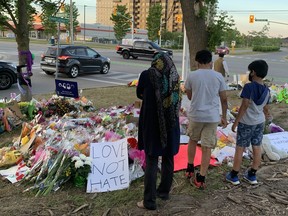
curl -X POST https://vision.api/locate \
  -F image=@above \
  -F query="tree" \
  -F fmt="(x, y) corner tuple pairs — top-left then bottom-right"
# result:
(146, 3), (162, 42)
(64, 2), (79, 39)
(39, 0), (58, 38)
(180, 0), (218, 69)
(0, 0), (37, 64)
(207, 11), (235, 50)
(223, 28), (245, 48)
(0, 0), (61, 101)
(110, 5), (131, 42)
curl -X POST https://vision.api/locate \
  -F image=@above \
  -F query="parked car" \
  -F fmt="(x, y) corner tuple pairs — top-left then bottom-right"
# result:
(215, 46), (230, 55)
(40, 45), (111, 78)
(0, 61), (17, 90)
(116, 40), (173, 59)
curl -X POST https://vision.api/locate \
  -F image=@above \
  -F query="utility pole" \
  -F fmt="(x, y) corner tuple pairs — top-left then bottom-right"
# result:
(70, 0), (74, 44)
(84, 5), (86, 42)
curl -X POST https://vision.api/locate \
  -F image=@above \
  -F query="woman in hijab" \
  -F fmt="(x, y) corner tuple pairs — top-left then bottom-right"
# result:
(136, 52), (181, 210)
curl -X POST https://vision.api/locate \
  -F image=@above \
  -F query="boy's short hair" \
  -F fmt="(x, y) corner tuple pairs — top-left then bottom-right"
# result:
(195, 50), (212, 64)
(219, 53), (225, 58)
(248, 60), (268, 78)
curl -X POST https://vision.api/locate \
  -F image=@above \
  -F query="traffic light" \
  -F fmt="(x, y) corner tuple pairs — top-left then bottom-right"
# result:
(175, 14), (182, 23)
(59, 3), (65, 13)
(249, 15), (254, 23)
(113, 7), (117, 16)
(133, 29), (137, 34)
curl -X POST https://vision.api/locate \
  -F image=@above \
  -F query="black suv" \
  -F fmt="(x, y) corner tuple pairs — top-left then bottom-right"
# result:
(40, 45), (111, 78)
(0, 61), (17, 90)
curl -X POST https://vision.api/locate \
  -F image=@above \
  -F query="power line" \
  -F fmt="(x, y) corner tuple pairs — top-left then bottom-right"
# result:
(220, 9), (288, 14)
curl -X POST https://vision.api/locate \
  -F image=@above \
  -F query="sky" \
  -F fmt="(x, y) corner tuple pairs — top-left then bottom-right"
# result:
(217, 0), (288, 37)
(73, 0), (288, 38)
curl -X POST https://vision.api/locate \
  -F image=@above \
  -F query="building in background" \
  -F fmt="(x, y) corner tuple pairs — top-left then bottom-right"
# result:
(96, 0), (183, 32)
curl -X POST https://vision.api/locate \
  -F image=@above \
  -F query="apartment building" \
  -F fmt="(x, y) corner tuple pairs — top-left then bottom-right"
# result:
(96, 0), (183, 32)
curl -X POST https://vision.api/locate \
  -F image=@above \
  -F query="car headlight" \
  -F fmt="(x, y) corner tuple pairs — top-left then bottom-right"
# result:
(107, 58), (111, 62)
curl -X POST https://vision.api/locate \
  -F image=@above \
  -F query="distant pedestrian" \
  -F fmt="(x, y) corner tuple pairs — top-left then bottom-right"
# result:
(136, 53), (181, 210)
(226, 60), (271, 186)
(184, 49), (228, 189)
(214, 53), (230, 81)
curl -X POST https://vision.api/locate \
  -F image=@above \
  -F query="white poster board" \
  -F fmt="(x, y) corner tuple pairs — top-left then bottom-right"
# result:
(87, 139), (129, 193)
(264, 132), (288, 152)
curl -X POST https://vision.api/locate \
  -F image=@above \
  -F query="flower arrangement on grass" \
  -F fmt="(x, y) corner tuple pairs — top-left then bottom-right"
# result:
(70, 154), (92, 187)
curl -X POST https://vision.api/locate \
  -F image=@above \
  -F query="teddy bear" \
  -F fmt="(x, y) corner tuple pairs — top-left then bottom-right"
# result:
(248, 134), (288, 161)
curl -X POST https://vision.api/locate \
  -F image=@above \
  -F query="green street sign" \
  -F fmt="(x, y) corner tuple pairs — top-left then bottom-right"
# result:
(255, 19), (268, 22)
(49, 16), (69, 23)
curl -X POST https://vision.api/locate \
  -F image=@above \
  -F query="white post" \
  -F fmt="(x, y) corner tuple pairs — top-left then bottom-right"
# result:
(70, 0), (74, 44)
(181, 25), (190, 81)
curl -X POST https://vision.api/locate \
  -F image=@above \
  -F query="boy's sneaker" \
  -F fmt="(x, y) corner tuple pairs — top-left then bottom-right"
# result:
(190, 177), (206, 190)
(226, 172), (240, 186)
(243, 172), (258, 185)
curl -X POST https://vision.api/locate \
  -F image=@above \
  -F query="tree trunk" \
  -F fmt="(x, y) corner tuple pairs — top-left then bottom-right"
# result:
(180, 0), (208, 70)
(15, 0), (32, 102)
(16, 0), (30, 64)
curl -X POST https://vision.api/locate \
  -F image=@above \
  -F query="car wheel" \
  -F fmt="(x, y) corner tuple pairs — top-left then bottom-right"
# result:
(100, 63), (109, 74)
(122, 51), (130, 59)
(68, 65), (79, 78)
(44, 70), (55, 75)
(132, 55), (138, 59)
(0, 71), (13, 90)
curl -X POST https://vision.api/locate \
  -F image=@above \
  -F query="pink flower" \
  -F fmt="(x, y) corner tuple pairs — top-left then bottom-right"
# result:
(104, 131), (121, 141)
(128, 148), (146, 169)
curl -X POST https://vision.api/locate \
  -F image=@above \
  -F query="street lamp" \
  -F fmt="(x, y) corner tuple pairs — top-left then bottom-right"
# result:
(84, 5), (86, 42)
(70, 0), (73, 44)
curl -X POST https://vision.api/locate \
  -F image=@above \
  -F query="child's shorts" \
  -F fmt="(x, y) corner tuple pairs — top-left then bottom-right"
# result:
(236, 122), (265, 147)
(187, 121), (218, 148)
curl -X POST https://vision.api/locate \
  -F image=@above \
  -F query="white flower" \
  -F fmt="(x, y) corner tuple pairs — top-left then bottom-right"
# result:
(79, 154), (87, 160)
(84, 160), (92, 166)
(85, 157), (93, 162)
(75, 160), (84, 168)
(71, 156), (80, 162)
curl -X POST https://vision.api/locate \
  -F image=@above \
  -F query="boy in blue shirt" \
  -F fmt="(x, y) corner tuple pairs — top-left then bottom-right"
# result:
(226, 60), (271, 185)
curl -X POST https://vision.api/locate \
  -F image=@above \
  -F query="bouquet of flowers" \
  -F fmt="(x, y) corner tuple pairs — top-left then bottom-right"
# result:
(70, 154), (92, 187)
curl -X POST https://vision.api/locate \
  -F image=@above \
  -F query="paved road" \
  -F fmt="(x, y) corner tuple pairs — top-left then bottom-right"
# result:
(0, 41), (287, 99)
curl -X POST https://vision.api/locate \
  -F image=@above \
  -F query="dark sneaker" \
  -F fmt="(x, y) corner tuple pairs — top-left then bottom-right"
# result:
(226, 172), (240, 185)
(190, 177), (206, 190)
(243, 172), (258, 185)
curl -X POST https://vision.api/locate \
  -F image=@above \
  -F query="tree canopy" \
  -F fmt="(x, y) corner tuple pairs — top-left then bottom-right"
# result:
(110, 5), (131, 42)
(146, 3), (162, 42)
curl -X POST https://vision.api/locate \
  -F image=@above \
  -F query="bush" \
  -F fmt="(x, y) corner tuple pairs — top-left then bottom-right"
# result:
(252, 45), (280, 52)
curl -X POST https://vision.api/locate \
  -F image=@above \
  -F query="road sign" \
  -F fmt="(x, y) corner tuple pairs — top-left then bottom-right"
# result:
(49, 16), (69, 23)
(255, 19), (268, 22)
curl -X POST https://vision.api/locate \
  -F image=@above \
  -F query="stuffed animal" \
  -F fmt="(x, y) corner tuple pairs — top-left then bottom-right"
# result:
(262, 136), (288, 161)
(248, 135), (288, 161)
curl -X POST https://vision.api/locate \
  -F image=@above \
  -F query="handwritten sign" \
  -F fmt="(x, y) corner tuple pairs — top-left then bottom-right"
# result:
(87, 139), (129, 193)
(264, 132), (288, 152)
